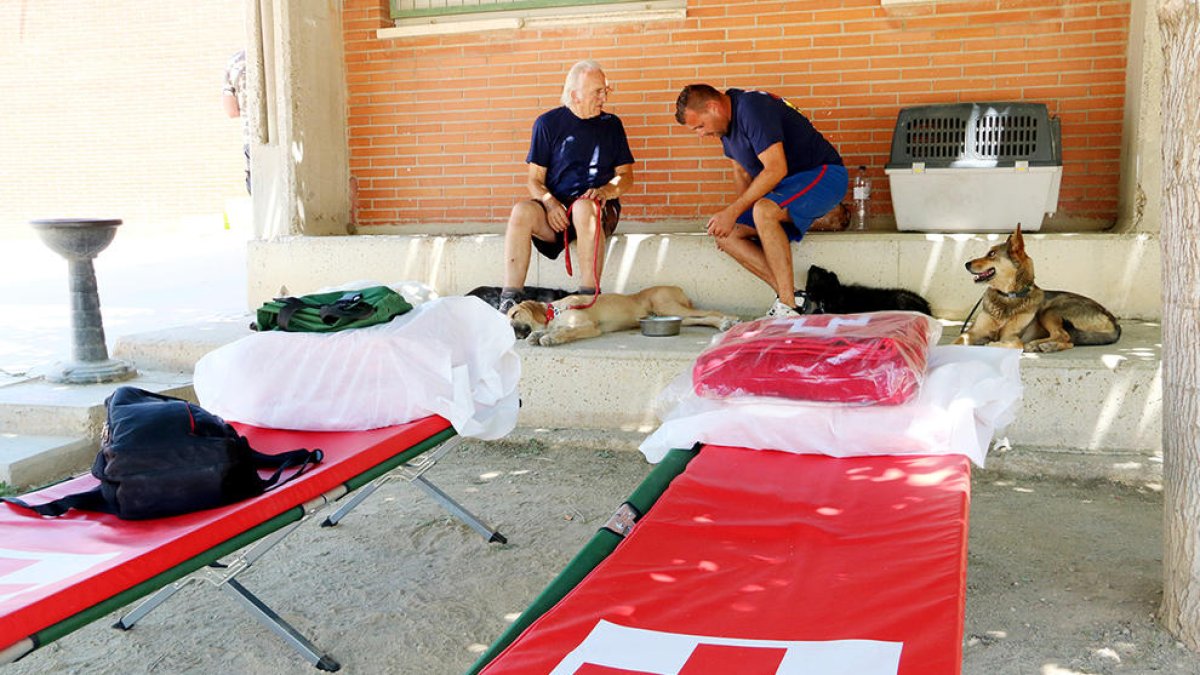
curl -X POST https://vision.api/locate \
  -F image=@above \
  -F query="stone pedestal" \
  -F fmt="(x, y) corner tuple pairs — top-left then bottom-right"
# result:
(30, 218), (137, 384)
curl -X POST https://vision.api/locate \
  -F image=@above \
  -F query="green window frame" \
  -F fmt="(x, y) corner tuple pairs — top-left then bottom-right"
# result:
(390, 0), (652, 20)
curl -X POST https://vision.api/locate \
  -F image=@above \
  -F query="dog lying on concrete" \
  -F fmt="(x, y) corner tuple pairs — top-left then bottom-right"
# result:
(955, 224), (1121, 352)
(507, 286), (739, 346)
(802, 265), (932, 315)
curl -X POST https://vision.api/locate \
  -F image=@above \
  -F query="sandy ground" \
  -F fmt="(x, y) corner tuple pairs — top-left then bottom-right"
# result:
(7, 436), (1198, 675)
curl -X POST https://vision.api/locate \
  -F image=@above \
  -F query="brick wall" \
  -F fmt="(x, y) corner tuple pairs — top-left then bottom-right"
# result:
(344, 0), (1129, 229)
(0, 2), (246, 235)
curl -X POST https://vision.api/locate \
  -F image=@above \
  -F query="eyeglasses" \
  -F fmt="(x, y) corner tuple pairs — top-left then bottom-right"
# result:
(588, 85), (614, 97)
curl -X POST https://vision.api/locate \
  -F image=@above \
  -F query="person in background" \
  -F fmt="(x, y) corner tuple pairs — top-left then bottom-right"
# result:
(675, 84), (847, 317)
(221, 49), (250, 194)
(498, 60), (636, 315)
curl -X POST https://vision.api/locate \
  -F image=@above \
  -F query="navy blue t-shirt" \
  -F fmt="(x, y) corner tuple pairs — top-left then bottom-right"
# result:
(526, 107), (635, 202)
(720, 89), (843, 179)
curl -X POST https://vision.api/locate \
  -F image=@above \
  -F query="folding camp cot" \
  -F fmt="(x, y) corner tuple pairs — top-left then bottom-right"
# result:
(471, 444), (971, 675)
(0, 415), (505, 672)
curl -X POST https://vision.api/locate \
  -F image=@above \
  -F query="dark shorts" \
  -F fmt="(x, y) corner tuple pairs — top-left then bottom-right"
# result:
(531, 198), (622, 260)
(736, 164), (849, 241)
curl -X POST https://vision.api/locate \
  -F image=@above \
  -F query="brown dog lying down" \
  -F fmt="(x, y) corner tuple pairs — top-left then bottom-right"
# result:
(507, 285), (739, 346)
(955, 224), (1121, 352)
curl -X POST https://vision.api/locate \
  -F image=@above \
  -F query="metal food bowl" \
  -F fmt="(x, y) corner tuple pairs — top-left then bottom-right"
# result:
(640, 316), (682, 337)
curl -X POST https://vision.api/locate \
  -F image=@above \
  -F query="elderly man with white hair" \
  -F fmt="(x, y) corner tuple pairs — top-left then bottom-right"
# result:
(498, 60), (636, 314)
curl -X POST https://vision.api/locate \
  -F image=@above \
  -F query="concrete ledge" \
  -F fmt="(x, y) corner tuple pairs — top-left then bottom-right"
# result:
(0, 435), (95, 489)
(982, 444), (1163, 489)
(114, 321), (254, 373)
(0, 372), (193, 438)
(515, 326), (716, 432)
(515, 321), (1162, 456)
(82, 312), (1163, 489)
(248, 230), (1161, 321)
(0, 373), (196, 487)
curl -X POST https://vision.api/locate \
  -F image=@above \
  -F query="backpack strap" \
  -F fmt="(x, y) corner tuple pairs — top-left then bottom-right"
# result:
(2, 487), (113, 518)
(275, 296), (314, 332)
(317, 292), (375, 326)
(249, 445), (325, 492)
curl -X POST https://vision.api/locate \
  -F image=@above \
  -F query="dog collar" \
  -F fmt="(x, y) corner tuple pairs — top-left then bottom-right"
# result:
(545, 304), (557, 321)
(1000, 284), (1034, 299)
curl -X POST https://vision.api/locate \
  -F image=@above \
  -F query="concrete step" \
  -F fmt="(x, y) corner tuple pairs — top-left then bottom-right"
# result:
(0, 372), (196, 488)
(8, 314), (1161, 488)
(0, 434), (95, 489)
(113, 320), (254, 373)
(0, 372), (194, 438)
(515, 321), (1162, 457)
(4, 307), (1156, 485)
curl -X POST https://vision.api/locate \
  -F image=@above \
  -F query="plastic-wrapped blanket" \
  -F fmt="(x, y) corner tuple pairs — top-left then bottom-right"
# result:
(194, 296), (519, 439)
(693, 311), (940, 405)
(641, 345), (1021, 466)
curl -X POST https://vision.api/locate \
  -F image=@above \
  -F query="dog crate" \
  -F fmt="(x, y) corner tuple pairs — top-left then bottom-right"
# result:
(885, 102), (1063, 232)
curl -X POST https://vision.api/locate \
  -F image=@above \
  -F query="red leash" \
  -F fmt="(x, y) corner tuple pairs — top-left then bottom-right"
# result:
(548, 197), (604, 321)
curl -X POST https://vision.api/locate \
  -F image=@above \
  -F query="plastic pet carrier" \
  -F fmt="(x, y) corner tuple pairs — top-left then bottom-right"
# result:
(885, 102), (1063, 232)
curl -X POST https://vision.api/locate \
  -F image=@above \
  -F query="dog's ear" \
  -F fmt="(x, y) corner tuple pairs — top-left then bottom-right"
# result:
(807, 265), (832, 287)
(1007, 224), (1027, 260)
(513, 301), (549, 325)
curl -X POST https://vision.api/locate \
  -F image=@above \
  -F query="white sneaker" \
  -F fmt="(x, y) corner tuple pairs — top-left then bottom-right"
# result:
(793, 290), (810, 313)
(764, 299), (801, 318)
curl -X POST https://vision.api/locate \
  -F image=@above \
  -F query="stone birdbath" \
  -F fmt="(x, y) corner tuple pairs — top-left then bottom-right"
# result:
(30, 218), (137, 384)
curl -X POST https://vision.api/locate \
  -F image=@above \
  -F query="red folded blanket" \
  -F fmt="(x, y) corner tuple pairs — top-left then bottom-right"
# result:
(693, 311), (939, 405)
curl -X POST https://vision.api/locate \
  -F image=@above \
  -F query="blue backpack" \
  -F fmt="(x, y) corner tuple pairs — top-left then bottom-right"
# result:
(4, 387), (322, 520)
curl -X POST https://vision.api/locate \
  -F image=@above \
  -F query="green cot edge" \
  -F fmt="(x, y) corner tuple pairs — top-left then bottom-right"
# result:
(23, 427), (457, 656)
(465, 445), (698, 674)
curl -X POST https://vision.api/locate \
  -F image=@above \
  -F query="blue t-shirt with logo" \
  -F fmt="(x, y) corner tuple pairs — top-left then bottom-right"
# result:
(526, 107), (635, 202)
(720, 89), (843, 179)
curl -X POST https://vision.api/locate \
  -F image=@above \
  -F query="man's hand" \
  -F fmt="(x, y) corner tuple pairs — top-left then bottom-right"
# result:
(544, 198), (570, 232)
(580, 185), (611, 203)
(705, 208), (738, 238)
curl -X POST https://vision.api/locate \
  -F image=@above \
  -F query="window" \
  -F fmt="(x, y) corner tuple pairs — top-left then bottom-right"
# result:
(381, 0), (686, 38)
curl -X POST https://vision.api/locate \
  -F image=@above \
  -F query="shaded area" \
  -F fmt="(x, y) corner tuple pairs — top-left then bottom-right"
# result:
(4, 439), (1190, 674)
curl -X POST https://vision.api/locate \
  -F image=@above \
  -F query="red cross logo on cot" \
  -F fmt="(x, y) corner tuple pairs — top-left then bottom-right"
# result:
(549, 621), (902, 675)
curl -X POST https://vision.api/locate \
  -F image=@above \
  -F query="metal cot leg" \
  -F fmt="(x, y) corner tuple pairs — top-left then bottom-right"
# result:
(222, 579), (341, 672)
(321, 479), (390, 527)
(113, 578), (193, 630)
(414, 475), (507, 544)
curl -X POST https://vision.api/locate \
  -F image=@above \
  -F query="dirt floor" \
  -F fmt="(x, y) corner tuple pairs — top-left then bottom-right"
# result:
(9, 438), (1200, 675)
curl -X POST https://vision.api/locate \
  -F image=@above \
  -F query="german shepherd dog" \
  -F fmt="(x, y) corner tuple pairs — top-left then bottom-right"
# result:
(507, 285), (739, 346)
(955, 225), (1121, 352)
(803, 265), (933, 315)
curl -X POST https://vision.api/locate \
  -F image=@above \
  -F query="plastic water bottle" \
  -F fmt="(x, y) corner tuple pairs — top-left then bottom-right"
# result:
(852, 165), (871, 231)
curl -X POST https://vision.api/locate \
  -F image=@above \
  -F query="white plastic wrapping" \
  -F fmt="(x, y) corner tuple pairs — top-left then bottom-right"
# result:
(194, 296), (519, 439)
(640, 345), (1021, 467)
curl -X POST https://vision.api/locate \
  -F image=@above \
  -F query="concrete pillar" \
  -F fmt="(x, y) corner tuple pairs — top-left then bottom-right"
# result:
(247, 0), (351, 240)
(1116, 0), (1164, 234)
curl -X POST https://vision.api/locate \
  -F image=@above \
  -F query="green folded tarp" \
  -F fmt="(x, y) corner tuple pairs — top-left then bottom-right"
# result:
(254, 286), (411, 333)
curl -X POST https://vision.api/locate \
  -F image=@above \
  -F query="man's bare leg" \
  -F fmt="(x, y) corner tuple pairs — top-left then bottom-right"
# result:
(504, 200), (557, 289)
(571, 200), (606, 292)
(715, 225), (772, 284)
(714, 200), (798, 308)
(751, 199), (797, 307)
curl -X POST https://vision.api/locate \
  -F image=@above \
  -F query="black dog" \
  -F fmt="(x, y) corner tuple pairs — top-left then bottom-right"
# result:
(466, 285), (573, 310)
(802, 265), (933, 315)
